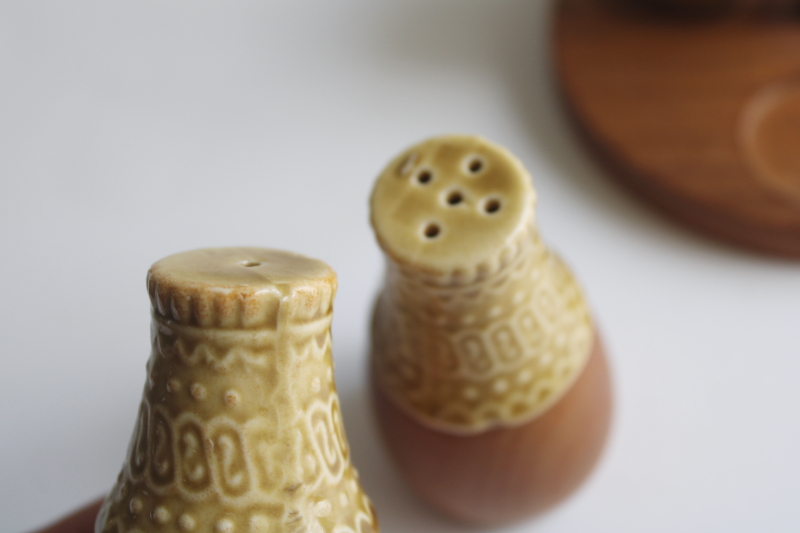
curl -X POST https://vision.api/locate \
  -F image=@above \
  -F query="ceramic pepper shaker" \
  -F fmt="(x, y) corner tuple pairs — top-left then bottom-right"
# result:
(369, 135), (612, 526)
(96, 248), (378, 533)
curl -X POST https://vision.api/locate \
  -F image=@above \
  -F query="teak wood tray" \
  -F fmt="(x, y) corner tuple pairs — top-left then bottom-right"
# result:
(555, 0), (800, 256)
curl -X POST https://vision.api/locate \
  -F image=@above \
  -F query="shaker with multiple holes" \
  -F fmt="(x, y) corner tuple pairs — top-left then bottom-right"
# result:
(369, 135), (612, 525)
(95, 248), (378, 533)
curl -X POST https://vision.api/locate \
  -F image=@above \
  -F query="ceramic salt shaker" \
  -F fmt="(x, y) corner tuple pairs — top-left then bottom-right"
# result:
(369, 135), (612, 525)
(96, 248), (378, 533)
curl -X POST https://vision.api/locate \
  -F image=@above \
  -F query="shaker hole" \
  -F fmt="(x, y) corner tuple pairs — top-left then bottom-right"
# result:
(424, 223), (441, 239)
(417, 170), (433, 184)
(446, 191), (464, 206)
(484, 199), (501, 214)
(240, 260), (261, 267)
(468, 159), (483, 173)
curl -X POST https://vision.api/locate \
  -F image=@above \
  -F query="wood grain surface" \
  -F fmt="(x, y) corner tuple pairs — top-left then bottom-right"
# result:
(372, 333), (612, 527)
(555, 0), (800, 256)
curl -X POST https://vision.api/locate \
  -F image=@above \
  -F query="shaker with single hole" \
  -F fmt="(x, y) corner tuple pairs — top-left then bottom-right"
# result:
(96, 248), (378, 533)
(369, 135), (612, 525)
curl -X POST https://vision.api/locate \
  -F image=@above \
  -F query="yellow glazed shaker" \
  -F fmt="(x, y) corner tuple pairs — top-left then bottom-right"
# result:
(369, 135), (612, 525)
(96, 248), (378, 533)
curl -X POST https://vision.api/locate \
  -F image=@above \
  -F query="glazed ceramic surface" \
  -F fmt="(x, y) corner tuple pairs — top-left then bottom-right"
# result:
(96, 248), (378, 533)
(370, 135), (594, 434)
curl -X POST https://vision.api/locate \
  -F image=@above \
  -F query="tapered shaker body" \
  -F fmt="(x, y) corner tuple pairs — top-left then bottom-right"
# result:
(369, 136), (612, 525)
(97, 248), (378, 533)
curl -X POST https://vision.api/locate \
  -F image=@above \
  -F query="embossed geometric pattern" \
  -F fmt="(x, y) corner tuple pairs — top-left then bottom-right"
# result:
(371, 223), (593, 434)
(97, 249), (377, 533)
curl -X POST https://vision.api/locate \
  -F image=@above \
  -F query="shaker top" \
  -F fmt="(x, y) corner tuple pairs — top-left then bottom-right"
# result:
(147, 247), (336, 329)
(370, 135), (537, 279)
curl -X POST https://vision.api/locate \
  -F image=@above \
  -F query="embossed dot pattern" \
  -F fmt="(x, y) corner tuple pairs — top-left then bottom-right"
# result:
(373, 224), (593, 433)
(370, 138), (592, 433)
(97, 248), (378, 533)
(179, 514), (195, 531)
(216, 518), (234, 533)
(153, 506), (170, 524)
(190, 383), (206, 400)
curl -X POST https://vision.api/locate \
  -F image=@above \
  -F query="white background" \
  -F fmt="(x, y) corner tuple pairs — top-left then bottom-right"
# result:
(2, 1), (800, 532)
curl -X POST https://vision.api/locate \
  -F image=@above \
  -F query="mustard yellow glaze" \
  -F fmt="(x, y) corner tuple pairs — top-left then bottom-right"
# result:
(370, 136), (593, 434)
(370, 135), (536, 282)
(97, 248), (378, 533)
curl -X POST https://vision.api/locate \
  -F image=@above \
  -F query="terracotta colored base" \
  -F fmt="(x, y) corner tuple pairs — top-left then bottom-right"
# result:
(555, 0), (800, 257)
(372, 333), (612, 526)
(33, 499), (102, 533)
